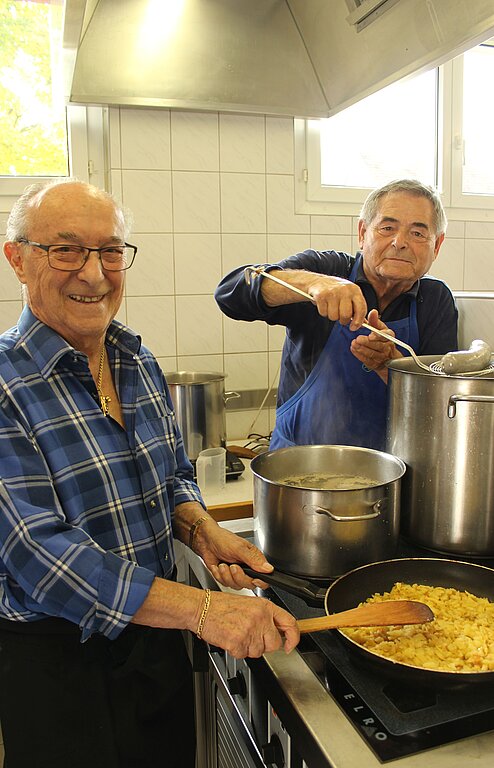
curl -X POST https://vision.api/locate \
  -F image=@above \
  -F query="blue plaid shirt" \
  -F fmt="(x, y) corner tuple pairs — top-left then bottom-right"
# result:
(0, 307), (205, 640)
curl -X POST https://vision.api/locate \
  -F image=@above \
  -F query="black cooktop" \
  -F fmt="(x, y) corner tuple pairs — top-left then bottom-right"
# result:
(256, 539), (494, 762)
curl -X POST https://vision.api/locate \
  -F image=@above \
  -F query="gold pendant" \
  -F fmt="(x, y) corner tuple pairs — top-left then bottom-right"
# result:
(100, 393), (112, 417)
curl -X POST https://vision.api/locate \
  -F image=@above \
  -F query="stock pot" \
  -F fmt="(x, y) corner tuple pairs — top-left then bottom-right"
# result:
(251, 444), (405, 580)
(166, 371), (239, 461)
(386, 356), (494, 556)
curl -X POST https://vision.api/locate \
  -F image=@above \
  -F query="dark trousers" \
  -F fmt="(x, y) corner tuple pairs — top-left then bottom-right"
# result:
(0, 620), (195, 768)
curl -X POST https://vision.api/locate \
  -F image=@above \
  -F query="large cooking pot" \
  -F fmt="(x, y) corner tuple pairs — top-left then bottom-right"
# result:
(251, 444), (406, 579)
(386, 356), (494, 556)
(166, 371), (239, 461)
(246, 558), (494, 688)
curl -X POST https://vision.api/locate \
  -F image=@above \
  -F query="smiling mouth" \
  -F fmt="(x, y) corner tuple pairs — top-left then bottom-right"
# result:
(69, 295), (105, 303)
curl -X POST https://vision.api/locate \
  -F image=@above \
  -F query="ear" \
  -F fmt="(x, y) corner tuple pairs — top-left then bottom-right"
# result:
(432, 232), (445, 261)
(357, 219), (367, 249)
(4, 241), (27, 283)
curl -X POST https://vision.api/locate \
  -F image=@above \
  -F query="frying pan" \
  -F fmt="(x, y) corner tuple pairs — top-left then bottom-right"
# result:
(245, 558), (494, 687)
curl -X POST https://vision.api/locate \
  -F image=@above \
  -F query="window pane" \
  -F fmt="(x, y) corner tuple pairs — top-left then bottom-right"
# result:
(0, 0), (67, 177)
(320, 69), (437, 189)
(462, 43), (494, 195)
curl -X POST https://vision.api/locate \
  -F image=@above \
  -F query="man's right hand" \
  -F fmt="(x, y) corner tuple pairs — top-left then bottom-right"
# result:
(195, 589), (300, 659)
(262, 269), (367, 331)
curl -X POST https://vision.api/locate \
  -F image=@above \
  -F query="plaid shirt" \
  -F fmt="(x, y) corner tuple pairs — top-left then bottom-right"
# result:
(0, 307), (204, 640)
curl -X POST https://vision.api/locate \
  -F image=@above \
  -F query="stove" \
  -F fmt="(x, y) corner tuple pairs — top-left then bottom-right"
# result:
(253, 539), (494, 763)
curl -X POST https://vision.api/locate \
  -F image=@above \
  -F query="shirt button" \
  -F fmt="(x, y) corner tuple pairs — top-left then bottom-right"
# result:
(150, 500), (156, 508)
(164, 554), (169, 561)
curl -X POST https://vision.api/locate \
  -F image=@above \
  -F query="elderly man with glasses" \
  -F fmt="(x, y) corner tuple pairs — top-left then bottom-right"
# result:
(0, 179), (299, 768)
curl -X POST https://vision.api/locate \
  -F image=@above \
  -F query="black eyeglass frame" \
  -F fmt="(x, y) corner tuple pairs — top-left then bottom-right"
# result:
(17, 239), (138, 272)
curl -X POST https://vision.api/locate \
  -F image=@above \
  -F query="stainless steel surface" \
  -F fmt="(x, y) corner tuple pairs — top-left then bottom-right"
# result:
(386, 356), (494, 555)
(166, 371), (236, 461)
(183, 535), (494, 768)
(64, 1), (494, 118)
(251, 444), (405, 579)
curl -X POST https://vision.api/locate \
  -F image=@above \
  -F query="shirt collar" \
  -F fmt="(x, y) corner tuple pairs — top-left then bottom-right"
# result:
(17, 305), (142, 378)
(354, 253), (420, 299)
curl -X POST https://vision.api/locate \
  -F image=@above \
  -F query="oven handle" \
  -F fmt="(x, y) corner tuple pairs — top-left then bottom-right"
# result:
(208, 649), (268, 768)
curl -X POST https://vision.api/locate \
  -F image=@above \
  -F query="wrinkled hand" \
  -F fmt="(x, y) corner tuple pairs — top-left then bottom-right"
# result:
(194, 521), (274, 591)
(200, 590), (300, 658)
(307, 276), (367, 331)
(350, 309), (402, 382)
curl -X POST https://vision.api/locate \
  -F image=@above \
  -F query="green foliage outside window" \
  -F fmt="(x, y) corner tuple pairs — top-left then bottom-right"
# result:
(0, 0), (67, 176)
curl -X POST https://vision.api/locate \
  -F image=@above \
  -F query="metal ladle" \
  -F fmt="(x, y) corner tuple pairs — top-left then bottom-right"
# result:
(243, 266), (493, 377)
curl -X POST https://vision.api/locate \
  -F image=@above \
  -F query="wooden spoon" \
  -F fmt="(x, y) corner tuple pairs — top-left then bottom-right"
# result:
(297, 600), (434, 634)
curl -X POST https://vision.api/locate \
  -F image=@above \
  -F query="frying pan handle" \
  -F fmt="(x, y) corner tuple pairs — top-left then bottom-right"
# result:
(448, 393), (494, 418)
(242, 567), (327, 607)
(304, 500), (383, 521)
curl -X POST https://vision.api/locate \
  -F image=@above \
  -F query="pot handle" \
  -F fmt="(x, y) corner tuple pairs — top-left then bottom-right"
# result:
(303, 500), (383, 521)
(448, 393), (494, 418)
(224, 390), (241, 403)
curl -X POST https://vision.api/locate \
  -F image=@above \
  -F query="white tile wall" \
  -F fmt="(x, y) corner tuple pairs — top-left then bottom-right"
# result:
(2, 109), (494, 440)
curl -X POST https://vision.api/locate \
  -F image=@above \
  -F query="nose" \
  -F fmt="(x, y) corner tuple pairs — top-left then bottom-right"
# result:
(391, 229), (408, 249)
(77, 251), (106, 279)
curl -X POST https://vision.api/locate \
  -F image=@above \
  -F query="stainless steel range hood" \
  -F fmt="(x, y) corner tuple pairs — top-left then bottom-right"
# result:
(63, 0), (494, 118)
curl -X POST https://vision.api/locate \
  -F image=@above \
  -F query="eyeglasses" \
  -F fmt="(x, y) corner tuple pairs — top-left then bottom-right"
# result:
(18, 240), (137, 272)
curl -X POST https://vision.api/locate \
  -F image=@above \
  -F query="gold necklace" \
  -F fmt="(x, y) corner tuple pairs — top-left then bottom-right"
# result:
(96, 346), (112, 417)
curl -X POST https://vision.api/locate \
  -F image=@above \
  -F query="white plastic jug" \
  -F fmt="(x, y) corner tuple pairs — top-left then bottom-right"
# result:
(196, 447), (226, 493)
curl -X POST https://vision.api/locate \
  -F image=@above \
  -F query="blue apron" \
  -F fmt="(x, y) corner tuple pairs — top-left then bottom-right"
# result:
(270, 264), (419, 452)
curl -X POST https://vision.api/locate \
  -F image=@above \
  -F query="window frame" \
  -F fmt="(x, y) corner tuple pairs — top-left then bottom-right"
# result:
(295, 53), (494, 222)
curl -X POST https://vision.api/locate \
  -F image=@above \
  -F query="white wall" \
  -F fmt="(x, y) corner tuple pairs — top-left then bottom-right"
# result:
(1, 108), (494, 439)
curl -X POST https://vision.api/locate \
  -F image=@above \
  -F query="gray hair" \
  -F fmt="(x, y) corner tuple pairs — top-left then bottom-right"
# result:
(359, 179), (447, 236)
(5, 177), (133, 241)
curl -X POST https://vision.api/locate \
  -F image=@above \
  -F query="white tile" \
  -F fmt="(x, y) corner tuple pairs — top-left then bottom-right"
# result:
(121, 109), (171, 169)
(0, 300), (22, 332)
(223, 316), (268, 353)
(221, 234), (267, 274)
(176, 354), (224, 373)
(171, 111), (219, 171)
(125, 234), (174, 296)
(172, 172), (220, 233)
(108, 108), (121, 169)
(268, 350), (282, 387)
(464, 240), (494, 291)
(176, 295), (223, 355)
(109, 170), (123, 204)
(224, 351), (268, 390)
(465, 221), (494, 239)
(266, 117), (294, 175)
(114, 298), (127, 326)
(121, 170), (172, 233)
(174, 234), (221, 294)
(268, 325), (286, 352)
(309, 234), (352, 253)
(310, 215), (352, 236)
(267, 175), (310, 234)
(220, 173), (266, 234)
(267, 234), (310, 262)
(219, 114), (265, 173)
(0, 260), (23, 301)
(226, 408), (270, 442)
(126, 296), (177, 357)
(156, 356), (178, 374)
(445, 219), (464, 238)
(428, 238), (464, 291)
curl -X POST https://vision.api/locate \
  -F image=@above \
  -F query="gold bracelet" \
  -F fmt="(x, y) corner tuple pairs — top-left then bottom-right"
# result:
(196, 589), (211, 640)
(188, 516), (208, 550)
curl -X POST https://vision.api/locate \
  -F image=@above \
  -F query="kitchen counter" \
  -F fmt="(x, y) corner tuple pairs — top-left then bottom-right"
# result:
(184, 518), (494, 768)
(199, 458), (254, 522)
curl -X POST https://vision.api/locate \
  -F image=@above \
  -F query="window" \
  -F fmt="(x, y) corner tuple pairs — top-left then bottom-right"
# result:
(0, 0), (66, 177)
(0, 0), (105, 201)
(297, 40), (494, 219)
